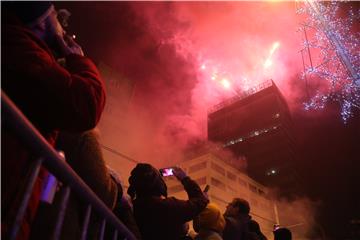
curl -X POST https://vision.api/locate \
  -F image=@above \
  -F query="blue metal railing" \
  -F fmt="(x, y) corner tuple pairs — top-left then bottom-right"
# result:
(2, 90), (136, 240)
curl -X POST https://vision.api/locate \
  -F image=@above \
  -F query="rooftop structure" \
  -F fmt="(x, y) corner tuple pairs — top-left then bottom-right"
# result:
(208, 80), (274, 114)
(208, 80), (298, 189)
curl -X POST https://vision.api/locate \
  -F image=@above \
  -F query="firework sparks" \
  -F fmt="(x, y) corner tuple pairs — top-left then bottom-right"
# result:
(264, 41), (281, 69)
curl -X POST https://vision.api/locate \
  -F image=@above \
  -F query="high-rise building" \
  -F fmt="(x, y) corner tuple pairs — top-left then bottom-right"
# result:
(207, 80), (298, 190)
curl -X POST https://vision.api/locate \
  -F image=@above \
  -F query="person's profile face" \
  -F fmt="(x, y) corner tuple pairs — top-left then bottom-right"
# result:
(42, 8), (65, 55)
(224, 201), (238, 217)
(45, 8), (65, 38)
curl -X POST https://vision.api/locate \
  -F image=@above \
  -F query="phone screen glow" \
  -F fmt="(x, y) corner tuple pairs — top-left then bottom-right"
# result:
(161, 168), (173, 177)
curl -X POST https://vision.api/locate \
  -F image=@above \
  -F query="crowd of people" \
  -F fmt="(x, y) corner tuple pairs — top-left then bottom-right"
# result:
(2, 2), (292, 240)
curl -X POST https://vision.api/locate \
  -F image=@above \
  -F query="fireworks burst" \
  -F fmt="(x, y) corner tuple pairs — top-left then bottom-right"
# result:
(199, 41), (281, 94)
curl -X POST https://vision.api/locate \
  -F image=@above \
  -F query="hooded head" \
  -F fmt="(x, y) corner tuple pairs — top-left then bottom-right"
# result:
(3, 1), (53, 26)
(4, 2), (66, 56)
(127, 163), (167, 200)
(193, 203), (226, 234)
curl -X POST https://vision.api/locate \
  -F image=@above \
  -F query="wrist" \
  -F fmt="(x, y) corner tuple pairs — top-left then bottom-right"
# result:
(180, 176), (190, 183)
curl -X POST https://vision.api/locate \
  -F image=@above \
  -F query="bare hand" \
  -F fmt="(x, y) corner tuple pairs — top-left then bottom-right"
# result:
(57, 34), (84, 56)
(172, 167), (187, 181)
(46, 8), (84, 57)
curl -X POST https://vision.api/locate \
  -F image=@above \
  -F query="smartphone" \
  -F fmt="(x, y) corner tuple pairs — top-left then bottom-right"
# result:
(159, 168), (174, 177)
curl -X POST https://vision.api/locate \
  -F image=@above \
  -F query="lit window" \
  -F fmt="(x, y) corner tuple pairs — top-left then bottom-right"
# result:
(254, 131), (259, 136)
(266, 169), (277, 176)
(227, 171), (237, 181)
(211, 177), (226, 189)
(274, 113), (280, 118)
(251, 198), (258, 207)
(189, 161), (207, 173)
(249, 184), (257, 193)
(211, 195), (228, 205)
(238, 178), (247, 187)
(227, 185), (237, 194)
(211, 162), (226, 176)
(195, 177), (207, 185)
(258, 189), (266, 196)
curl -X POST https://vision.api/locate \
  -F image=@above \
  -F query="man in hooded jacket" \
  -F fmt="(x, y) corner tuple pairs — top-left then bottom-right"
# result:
(223, 198), (252, 240)
(2, 2), (106, 239)
(128, 163), (209, 240)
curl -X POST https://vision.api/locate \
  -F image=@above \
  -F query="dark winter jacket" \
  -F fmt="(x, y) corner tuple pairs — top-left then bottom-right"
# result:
(2, 12), (106, 240)
(133, 177), (209, 240)
(223, 214), (251, 240)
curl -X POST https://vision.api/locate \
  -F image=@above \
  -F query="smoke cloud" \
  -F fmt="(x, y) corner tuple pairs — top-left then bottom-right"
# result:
(70, 1), (307, 166)
(273, 195), (321, 239)
(60, 2), (359, 238)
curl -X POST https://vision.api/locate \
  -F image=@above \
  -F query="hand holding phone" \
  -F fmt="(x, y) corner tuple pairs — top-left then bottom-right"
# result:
(172, 167), (187, 181)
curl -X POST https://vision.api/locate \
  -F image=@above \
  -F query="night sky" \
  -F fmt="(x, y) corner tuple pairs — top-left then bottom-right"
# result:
(56, 2), (359, 239)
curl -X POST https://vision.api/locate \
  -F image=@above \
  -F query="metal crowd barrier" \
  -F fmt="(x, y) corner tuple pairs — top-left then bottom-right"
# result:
(2, 91), (136, 240)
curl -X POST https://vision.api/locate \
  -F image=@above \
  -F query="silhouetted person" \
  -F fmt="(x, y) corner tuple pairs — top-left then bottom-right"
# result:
(2, 2), (105, 239)
(107, 167), (142, 240)
(273, 228), (292, 240)
(223, 198), (251, 240)
(248, 220), (267, 240)
(128, 164), (209, 240)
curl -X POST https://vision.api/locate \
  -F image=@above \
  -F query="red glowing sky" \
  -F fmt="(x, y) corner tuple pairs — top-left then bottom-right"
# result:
(126, 1), (307, 159)
(59, 1), (325, 165)
(135, 2), (305, 108)
(59, 1), (360, 166)
(58, 3), (359, 237)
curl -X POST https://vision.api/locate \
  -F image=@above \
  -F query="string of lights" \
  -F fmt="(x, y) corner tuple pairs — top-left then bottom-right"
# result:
(297, 0), (360, 123)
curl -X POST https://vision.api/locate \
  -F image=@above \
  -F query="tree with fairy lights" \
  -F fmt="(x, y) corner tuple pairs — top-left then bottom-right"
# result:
(297, 0), (360, 123)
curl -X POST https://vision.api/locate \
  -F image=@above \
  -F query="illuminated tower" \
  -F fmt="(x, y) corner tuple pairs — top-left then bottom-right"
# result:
(208, 80), (298, 190)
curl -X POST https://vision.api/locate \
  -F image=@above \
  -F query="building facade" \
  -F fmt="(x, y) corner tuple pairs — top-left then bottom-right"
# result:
(165, 153), (278, 238)
(208, 80), (298, 190)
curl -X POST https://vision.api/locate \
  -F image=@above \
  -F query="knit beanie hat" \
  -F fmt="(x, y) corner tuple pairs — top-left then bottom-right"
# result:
(127, 163), (167, 200)
(4, 1), (53, 26)
(194, 203), (225, 233)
